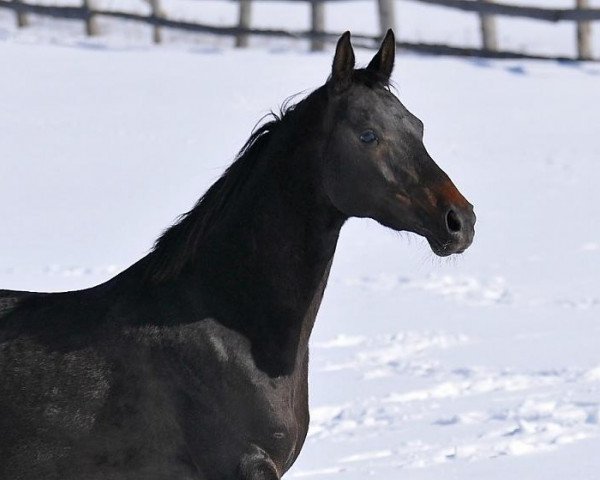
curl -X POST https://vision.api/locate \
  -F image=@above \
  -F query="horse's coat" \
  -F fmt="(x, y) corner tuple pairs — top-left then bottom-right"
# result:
(0, 31), (475, 479)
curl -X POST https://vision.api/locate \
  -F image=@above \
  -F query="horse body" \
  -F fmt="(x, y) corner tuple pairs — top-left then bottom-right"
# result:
(0, 31), (475, 479)
(0, 260), (323, 479)
(0, 81), (340, 480)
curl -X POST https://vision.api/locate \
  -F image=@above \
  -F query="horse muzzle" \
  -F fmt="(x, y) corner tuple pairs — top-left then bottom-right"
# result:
(427, 204), (476, 257)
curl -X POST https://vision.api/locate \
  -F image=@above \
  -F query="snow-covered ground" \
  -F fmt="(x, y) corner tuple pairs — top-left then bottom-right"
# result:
(1, 13), (600, 480)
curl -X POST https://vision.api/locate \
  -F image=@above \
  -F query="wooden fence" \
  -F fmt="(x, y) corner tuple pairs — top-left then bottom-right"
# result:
(1, 0), (599, 61)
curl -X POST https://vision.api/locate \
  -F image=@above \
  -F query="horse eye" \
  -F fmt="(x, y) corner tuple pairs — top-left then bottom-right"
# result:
(359, 130), (378, 144)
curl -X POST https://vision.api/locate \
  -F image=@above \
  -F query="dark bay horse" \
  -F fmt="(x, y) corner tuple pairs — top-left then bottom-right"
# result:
(0, 31), (475, 480)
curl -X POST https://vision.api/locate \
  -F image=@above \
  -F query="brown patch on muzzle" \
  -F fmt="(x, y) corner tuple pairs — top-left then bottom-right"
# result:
(429, 181), (470, 209)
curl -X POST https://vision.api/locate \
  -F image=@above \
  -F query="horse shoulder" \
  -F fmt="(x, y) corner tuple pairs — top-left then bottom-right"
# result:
(131, 317), (309, 477)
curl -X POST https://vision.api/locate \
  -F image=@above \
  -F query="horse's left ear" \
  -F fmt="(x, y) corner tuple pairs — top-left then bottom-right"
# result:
(367, 29), (396, 80)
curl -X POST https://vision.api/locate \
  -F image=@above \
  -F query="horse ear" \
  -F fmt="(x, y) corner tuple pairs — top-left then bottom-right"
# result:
(367, 29), (395, 80)
(330, 31), (355, 92)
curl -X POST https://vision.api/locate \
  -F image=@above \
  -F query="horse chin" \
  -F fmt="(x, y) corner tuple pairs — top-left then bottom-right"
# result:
(426, 236), (467, 257)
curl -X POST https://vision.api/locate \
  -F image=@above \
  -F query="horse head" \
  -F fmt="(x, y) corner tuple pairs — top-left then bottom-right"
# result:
(322, 31), (475, 256)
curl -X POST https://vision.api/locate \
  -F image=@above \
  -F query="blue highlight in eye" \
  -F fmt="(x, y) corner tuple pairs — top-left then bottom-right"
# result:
(360, 130), (377, 144)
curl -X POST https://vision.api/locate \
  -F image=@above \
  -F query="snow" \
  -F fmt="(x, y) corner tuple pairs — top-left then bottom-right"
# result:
(1, 9), (600, 479)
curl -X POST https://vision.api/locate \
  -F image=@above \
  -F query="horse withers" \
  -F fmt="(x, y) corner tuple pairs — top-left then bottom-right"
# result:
(0, 31), (475, 480)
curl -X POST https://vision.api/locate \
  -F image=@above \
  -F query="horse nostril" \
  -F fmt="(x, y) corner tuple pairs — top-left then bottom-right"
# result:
(446, 209), (462, 234)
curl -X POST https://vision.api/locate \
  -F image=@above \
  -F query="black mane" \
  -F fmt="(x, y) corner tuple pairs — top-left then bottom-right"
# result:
(146, 70), (385, 283)
(147, 117), (277, 282)
(147, 88), (320, 282)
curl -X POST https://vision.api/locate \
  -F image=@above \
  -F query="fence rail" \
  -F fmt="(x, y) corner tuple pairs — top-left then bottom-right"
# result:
(410, 0), (600, 22)
(0, 0), (597, 61)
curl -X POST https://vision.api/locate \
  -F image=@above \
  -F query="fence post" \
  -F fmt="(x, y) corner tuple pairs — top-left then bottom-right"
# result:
(235, 0), (252, 48)
(310, 0), (325, 52)
(13, 0), (28, 28)
(376, 0), (396, 38)
(576, 0), (592, 60)
(479, 0), (498, 52)
(82, 0), (99, 36)
(149, 0), (163, 44)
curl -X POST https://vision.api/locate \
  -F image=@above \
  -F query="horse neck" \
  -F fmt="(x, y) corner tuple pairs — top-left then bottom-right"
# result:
(190, 129), (344, 377)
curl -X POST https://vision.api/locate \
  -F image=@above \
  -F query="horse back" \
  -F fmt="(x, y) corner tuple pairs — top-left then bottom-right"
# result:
(0, 288), (39, 317)
(0, 284), (239, 479)
(0, 287), (108, 477)
(0, 282), (311, 479)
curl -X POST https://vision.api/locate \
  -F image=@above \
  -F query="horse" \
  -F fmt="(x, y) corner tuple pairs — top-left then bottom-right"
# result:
(0, 30), (475, 480)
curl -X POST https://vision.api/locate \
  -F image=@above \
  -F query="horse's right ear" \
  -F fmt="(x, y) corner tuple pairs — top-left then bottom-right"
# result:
(367, 29), (395, 80)
(330, 31), (355, 93)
